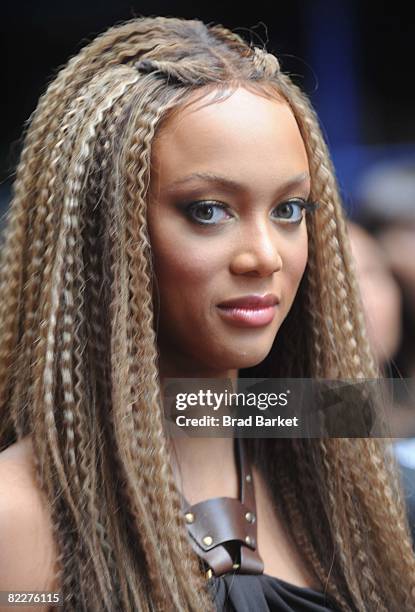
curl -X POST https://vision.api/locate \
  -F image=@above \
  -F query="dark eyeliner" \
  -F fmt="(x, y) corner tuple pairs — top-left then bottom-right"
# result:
(182, 200), (231, 225)
(180, 198), (320, 226)
(303, 200), (320, 213)
(271, 198), (320, 224)
(281, 198), (320, 212)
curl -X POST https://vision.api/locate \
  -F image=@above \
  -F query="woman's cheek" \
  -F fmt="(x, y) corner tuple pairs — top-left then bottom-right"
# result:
(174, 256), (212, 283)
(159, 254), (219, 319)
(286, 233), (308, 275)
(281, 239), (308, 309)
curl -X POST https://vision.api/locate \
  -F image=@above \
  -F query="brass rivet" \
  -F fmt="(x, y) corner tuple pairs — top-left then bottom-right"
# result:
(203, 535), (213, 546)
(206, 568), (213, 579)
(246, 474), (252, 482)
(184, 512), (195, 524)
(245, 511), (255, 523)
(232, 563), (240, 569)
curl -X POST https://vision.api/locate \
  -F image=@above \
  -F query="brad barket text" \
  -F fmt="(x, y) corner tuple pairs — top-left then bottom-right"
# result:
(175, 415), (300, 427)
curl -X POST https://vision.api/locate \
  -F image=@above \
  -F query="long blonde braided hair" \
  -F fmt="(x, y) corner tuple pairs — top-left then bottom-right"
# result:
(0, 16), (414, 611)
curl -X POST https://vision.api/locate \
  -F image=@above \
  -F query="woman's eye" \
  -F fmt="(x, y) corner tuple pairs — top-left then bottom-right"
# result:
(271, 198), (308, 224)
(185, 201), (231, 225)
(183, 198), (319, 226)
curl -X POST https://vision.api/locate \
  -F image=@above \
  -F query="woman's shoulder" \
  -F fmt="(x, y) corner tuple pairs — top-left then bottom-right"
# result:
(0, 434), (41, 511)
(0, 435), (59, 611)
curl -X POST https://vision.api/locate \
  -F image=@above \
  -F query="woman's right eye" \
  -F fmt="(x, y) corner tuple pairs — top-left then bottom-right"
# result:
(185, 201), (232, 225)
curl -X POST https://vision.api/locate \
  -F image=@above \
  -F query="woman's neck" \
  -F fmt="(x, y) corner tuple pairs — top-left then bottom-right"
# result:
(168, 435), (238, 505)
(159, 354), (239, 503)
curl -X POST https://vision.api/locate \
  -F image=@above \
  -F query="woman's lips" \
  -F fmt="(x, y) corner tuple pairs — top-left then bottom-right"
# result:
(216, 294), (279, 328)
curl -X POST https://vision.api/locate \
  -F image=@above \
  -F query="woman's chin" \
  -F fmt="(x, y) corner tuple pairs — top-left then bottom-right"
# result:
(235, 355), (270, 371)
(210, 347), (273, 373)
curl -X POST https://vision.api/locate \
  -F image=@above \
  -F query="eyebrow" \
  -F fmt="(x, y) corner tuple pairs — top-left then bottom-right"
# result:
(163, 171), (310, 194)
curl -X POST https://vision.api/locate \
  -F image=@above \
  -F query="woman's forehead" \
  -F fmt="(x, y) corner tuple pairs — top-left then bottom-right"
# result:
(154, 86), (294, 140)
(150, 87), (309, 190)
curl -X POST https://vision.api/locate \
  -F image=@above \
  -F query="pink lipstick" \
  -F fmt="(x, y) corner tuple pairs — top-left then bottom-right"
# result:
(216, 294), (279, 328)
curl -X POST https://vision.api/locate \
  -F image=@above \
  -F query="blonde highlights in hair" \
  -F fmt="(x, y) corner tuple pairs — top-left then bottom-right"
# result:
(0, 16), (414, 611)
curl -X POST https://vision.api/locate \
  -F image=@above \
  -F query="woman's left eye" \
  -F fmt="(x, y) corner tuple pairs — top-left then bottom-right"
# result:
(271, 198), (308, 224)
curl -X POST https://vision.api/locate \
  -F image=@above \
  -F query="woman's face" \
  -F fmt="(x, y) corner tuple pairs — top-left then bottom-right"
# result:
(148, 86), (310, 376)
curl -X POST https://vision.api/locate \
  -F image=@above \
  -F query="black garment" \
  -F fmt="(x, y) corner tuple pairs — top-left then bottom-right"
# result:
(186, 437), (339, 611)
(207, 572), (338, 612)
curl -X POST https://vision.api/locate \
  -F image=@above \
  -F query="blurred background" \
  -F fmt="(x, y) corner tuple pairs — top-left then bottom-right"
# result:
(2, 0), (415, 536)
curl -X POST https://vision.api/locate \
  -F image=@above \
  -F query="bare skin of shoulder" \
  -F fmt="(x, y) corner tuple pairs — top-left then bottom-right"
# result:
(0, 436), (59, 612)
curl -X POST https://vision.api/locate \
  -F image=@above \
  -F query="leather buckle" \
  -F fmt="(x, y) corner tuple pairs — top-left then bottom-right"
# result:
(205, 563), (241, 580)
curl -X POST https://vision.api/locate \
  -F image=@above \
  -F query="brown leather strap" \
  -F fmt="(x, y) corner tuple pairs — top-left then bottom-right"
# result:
(180, 437), (264, 577)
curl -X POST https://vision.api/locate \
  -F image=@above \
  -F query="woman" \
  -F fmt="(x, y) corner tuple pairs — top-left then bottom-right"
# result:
(0, 16), (414, 612)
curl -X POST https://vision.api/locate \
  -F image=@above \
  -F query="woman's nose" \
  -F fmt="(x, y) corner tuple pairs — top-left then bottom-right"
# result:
(229, 223), (283, 277)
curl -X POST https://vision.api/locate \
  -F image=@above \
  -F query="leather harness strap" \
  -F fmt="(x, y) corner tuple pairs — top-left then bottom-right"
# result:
(180, 437), (264, 577)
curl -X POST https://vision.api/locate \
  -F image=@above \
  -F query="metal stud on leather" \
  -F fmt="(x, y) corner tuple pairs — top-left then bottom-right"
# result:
(180, 437), (264, 577)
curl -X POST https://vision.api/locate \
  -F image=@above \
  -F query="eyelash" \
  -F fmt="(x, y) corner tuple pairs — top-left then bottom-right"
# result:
(184, 198), (320, 226)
